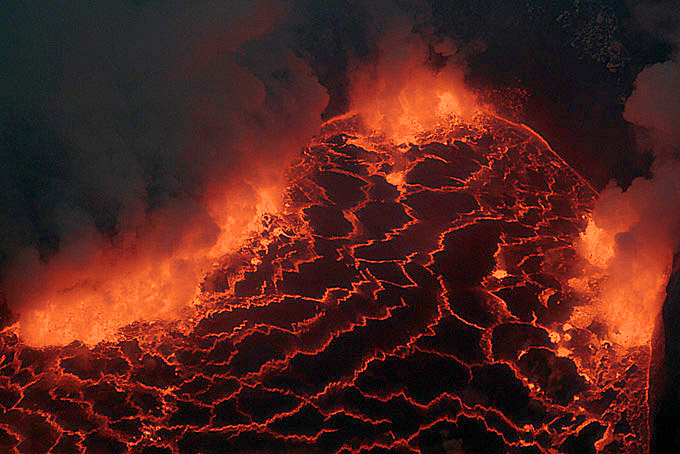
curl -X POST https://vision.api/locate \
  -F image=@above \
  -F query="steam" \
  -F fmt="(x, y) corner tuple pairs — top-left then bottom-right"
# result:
(573, 3), (680, 346)
(1, 0), (446, 346)
(0, 0), (328, 346)
(348, 17), (479, 143)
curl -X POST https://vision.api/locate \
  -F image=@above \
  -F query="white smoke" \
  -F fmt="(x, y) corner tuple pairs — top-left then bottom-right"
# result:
(574, 2), (680, 346)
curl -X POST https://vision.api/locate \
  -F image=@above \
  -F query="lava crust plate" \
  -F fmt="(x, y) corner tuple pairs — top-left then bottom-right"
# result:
(0, 115), (649, 454)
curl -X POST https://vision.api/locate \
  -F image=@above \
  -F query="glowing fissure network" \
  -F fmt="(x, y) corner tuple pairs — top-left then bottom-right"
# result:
(0, 112), (650, 453)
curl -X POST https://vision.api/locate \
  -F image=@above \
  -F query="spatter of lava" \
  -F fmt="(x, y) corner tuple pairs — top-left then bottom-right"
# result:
(0, 113), (649, 453)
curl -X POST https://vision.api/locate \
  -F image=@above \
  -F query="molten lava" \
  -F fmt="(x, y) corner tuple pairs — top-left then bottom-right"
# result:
(0, 39), (657, 451)
(0, 104), (654, 453)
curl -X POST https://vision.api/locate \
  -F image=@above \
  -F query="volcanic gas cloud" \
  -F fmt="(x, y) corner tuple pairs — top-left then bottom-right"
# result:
(1, 0), (328, 347)
(568, 5), (680, 349)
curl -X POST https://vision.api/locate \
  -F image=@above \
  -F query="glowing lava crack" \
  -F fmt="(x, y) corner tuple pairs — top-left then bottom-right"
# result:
(0, 114), (649, 453)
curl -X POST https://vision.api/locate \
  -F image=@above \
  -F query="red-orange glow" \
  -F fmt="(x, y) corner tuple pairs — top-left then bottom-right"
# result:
(347, 21), (670, 352)
(491, 269), (508, 280)
(571, 210), (670, 347)
(3, 17), (329, 347)
(385, 170), (407, 189)
(577, 218), (617, 268)
(4, 182), (283, 347)
(348, 22), (479, 144)
(0, 5), (658, 451)
(0, 102), (652, 454)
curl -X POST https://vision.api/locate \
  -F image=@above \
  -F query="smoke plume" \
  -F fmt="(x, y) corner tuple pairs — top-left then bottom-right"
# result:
(573, 2), (680, 346)
(348, 17), (478, 144)
(1, 0), (328, 346)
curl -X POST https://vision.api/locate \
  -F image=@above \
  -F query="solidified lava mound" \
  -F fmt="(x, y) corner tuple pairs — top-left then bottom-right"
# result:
(0, 115), (650, 453)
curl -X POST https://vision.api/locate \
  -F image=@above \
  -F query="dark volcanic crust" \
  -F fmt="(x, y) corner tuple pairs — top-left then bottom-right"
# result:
(0, 115), (650, 454)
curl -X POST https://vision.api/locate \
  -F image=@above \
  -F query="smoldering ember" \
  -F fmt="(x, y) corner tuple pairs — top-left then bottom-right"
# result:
(1, 1), (680, 453)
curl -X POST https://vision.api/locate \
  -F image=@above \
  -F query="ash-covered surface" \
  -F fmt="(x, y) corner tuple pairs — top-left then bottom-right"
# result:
(0, 116), (650, 453)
